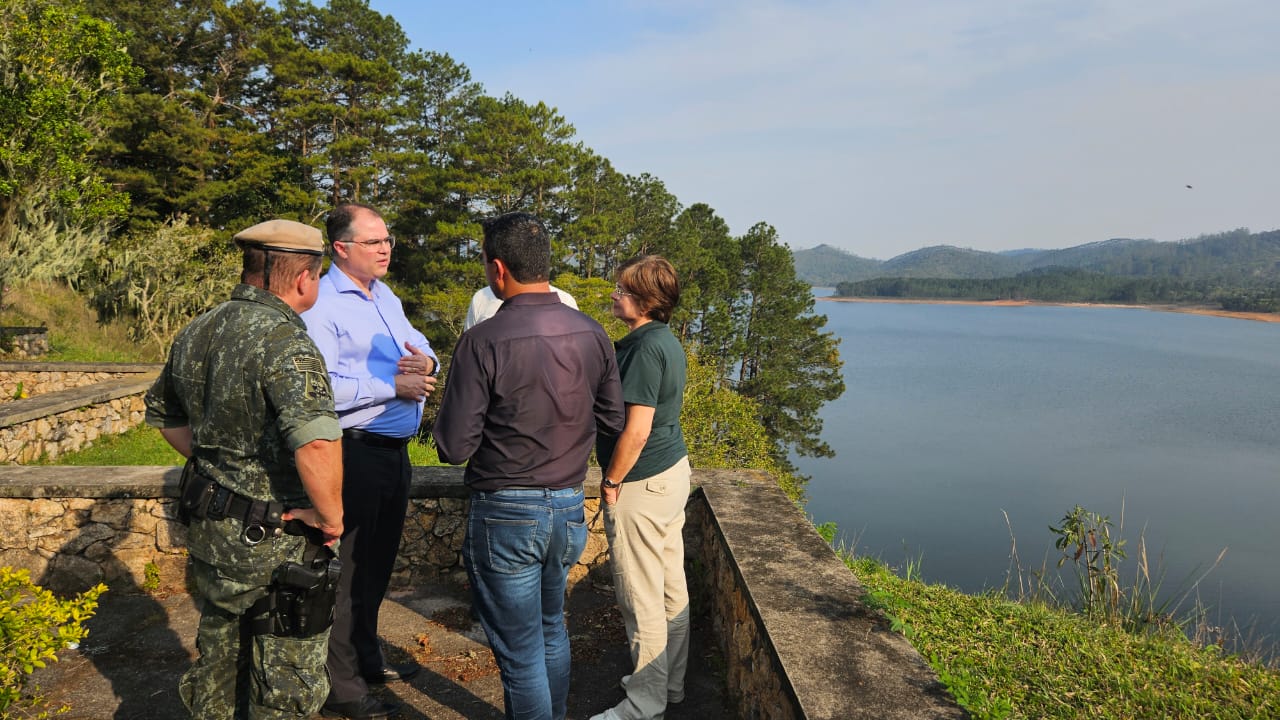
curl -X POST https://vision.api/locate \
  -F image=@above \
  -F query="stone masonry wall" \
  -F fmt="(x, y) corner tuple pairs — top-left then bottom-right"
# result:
(0, 394), (147, 464)
(0, 364), (160, 464)
(0, 328), (49, 360)
(0, 371), (132, 403)
(0, 496), (189, 596)
(0, 469), (610, 601)
(687, 487), (796, 720)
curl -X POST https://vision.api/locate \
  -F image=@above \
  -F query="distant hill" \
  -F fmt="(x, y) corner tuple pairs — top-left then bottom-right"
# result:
(792, 228), (1280, 286)
(880, 246), (1021, 279)
(791, 243), (883, 285)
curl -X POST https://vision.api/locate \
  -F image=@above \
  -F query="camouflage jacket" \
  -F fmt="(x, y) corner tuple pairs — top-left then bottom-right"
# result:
(145, 284), (341, 507)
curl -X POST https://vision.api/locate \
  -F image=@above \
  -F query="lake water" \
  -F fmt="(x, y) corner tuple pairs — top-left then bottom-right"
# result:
(795, 293), (1280, 648)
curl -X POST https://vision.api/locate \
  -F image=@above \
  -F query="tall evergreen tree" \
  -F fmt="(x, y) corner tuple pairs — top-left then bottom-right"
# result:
(450, 93), (577, 219)
(88, 0), (283, 232)
(557, 150), (630, 278)
(659, 203), (737, 360)
(265, 0), (409, 213)
(734, 222), (844, 461)
(390, 50), (485, 292)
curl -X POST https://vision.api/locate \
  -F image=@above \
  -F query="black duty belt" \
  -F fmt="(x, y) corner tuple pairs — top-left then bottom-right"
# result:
(204, 484), (285, 528)
(343, 427), (411, 449)
(179, 464), (286, 545)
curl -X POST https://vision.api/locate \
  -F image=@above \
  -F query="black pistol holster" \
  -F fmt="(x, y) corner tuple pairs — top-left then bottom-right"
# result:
(250, 526), (341, 638)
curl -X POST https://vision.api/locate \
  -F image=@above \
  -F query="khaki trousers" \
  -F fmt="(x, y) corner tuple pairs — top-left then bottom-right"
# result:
(602, 457), (692, 720)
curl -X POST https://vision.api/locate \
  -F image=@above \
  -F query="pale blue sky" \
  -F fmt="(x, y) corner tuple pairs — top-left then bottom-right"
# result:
(367, 0), (1280, 259)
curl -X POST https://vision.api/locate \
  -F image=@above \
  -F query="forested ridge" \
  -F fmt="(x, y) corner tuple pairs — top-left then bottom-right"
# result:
(0, 0), (844, 483)
(798, 230), (1280, 311)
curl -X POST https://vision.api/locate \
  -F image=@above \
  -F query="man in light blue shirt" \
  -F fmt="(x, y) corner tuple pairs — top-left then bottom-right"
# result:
(302, 202), (437, 720)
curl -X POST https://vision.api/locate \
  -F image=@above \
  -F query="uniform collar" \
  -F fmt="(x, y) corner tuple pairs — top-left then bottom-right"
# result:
(231, 284), (304, 326)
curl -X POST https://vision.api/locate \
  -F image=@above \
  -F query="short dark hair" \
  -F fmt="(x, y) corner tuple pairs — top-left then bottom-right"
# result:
(241, 246), (323, 290)
(480, 212), (550, 283)
(326, 202), (381, 243)
(616, 255), (680, 323)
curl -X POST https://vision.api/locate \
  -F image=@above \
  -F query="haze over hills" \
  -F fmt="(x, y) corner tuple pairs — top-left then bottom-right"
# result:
(793, 228), (1280, 286)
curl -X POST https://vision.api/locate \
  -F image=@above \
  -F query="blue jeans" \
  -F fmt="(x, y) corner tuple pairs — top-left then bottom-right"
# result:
(464, 485), (588, 720)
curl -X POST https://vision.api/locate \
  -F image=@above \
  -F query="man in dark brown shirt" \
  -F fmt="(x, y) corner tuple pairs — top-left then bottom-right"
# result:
(433, 212), (624, 720)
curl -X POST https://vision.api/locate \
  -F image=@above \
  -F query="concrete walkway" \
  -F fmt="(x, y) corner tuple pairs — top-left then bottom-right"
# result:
(30, 578), (730, 719)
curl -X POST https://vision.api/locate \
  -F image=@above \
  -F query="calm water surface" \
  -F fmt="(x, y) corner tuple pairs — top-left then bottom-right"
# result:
(796, 294), (1280, 645)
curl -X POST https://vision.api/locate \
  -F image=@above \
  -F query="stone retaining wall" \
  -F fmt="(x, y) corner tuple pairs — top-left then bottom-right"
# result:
(0, 363), (160, 464)
(1, 370), (132, 403)
(0, 467), (598, 600)
(1, 395), (148, 464)
(0, 327), (49, 359)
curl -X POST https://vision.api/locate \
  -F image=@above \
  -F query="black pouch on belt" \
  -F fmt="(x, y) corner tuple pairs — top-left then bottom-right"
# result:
(176, 458), (217, 526)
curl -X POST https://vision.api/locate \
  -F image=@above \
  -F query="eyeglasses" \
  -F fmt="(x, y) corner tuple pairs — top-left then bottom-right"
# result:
(612, 285), (634, 297)
(339, 236), (395, 249)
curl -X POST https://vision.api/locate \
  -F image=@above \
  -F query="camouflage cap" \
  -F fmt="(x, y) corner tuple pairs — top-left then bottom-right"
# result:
(233, 219), (324, 255)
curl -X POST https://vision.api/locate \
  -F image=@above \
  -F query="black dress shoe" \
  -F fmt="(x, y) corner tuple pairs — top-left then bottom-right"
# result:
(321, 695), (399, 719)
(362, 660), (421, 684)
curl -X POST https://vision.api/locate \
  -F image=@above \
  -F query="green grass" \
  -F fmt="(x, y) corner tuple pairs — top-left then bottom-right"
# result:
(848, 555), (1280, 719)
(1, 281), (155, 362)
(44, 425), (447, 467)
(38, 425), (184, 465)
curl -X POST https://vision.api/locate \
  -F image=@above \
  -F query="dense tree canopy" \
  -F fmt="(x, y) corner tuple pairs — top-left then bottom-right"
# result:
(3, 0), (845, 476)
(0, 0), (137, 305)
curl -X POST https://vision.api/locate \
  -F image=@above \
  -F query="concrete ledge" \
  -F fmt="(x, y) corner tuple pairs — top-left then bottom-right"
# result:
(692, 474), (966, 720)
(0, 465), (585, 500)
(0, 464), (184, 498)
(0, 361), (161, 373)
(0, 375), (158, 428)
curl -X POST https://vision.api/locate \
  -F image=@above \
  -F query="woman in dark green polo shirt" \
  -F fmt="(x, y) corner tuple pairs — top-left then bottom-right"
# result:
(592, 255), (690, 720)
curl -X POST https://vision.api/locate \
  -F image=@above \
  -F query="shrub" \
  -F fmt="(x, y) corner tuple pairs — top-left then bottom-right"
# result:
(0, 567), (105, 717)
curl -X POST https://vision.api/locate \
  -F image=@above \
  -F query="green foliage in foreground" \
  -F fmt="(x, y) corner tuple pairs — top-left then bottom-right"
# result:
(0, 568), (105, 717)
(847, 556), (1280, 719)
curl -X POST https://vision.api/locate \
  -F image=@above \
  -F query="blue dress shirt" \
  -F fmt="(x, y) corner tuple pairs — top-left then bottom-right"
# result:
(302, 268), (436, 437)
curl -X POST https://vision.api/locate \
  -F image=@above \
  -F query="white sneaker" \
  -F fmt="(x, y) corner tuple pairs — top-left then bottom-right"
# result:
(588, 709), (621, 720)
(618, 674), (685, 705)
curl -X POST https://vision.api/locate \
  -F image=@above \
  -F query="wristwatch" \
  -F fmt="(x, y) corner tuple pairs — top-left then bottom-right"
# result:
(602, 477), (621, 489)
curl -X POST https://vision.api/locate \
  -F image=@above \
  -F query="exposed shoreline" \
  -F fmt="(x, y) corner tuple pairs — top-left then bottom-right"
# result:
(817, 295), (1280, 324)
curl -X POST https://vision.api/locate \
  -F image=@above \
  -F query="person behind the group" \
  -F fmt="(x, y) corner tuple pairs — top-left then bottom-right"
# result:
(463, 283), (579, 330)
(433, 212), (625, 720)
(302, 202), (438, 720)
(144, 219), (344, 719)
(591, 255), (691, 720)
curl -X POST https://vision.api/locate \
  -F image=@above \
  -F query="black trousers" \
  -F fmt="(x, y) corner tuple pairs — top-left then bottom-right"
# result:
(326, 435), (411, 703)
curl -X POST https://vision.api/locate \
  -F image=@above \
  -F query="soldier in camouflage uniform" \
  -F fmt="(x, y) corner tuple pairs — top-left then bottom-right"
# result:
(145, 219), (345, 720)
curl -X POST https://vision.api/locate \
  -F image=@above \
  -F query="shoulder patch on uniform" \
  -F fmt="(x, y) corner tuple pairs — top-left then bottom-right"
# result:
(293, 356), (325, 374)
(293, 355), (329, 399)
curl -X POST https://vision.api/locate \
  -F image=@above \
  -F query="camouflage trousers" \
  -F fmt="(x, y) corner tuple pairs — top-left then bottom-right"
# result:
(181, 556), (330, 720)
